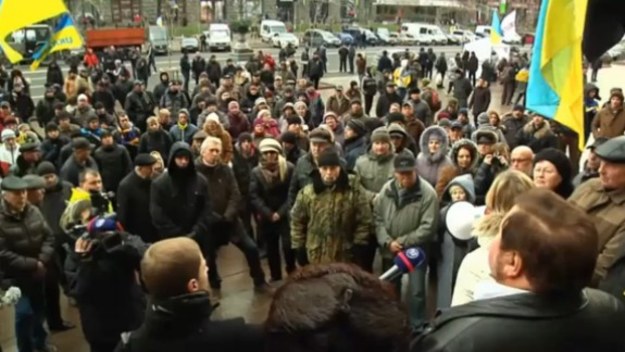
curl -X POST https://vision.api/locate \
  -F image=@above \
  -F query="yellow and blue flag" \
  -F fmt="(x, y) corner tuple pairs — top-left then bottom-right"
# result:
(0, 0), (69, 63)
(490, 10), (503, 44)
(30, 14), (83, 70)
(526, 0), (588, 150)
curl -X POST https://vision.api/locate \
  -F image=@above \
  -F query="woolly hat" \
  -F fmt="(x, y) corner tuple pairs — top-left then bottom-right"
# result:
(370, 126), (391, 144)
(477, 112), (489, 125)
(317, 149), (341, 167)
(1, 129), (16, 141)
(238, 132), (253, 144)
(36, 161), (57, 176)
(259, 138), (283, 154)
(533, 147), (574, 198)
(206, 112), (221, 124)
(386, 112), (406, 125)
(346, 119), (367, 137)
(280, 131), (298, 145)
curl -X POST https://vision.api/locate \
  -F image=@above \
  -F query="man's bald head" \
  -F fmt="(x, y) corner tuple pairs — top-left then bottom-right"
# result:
(511, 146), (534, 176)
(141, 237), (208, 300)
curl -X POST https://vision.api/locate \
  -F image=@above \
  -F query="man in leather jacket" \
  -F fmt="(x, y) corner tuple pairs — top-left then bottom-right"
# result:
(411, 189), (625, 352)
(116, 237), (264, 352)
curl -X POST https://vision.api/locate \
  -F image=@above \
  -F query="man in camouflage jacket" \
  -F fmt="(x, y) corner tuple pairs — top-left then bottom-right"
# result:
(290, 149), (372, 265)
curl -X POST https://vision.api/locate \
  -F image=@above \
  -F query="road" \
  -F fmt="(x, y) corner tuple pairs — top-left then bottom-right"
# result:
(21, 45), (466, 101)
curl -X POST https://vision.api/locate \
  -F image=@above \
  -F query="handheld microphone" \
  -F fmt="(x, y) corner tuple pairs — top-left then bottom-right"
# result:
(379, 247), (426, 282)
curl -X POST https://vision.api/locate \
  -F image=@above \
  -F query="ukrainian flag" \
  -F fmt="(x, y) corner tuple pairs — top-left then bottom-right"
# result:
(526, 0), (588, 150)
(31, 14), (83, 70)
(0, 0), (69, 63)
(490, 10), (503, 44)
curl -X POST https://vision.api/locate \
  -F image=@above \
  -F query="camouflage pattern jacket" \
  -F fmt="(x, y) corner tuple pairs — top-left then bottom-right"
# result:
(290, 170), (372, 265)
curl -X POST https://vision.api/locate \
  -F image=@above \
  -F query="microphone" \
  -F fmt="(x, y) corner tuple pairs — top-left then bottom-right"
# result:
(379, 247), (426, 282)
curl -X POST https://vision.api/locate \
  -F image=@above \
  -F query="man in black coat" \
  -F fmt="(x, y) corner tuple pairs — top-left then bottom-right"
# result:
(375, 82), (402, 118)
(117, 154), (158, 243)
(195, 137), (267, 290)
(150, 142), (213, 240)
(124, 81), (155, 132)
(94, 131), (133, 197)
(60, 137), (100, 187)
(115, 237), (264, 352)
(411, 189), (625, 352)
(0, 176), (55, 352)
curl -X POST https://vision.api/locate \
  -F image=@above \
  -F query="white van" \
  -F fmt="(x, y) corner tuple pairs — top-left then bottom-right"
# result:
(206, 23), (232, 52)
(260, 20), (288, 43)
(402, 23), (448, 45)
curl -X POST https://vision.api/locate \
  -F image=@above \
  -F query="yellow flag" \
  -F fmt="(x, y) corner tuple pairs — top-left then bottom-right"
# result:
(0, 0), (69, 63)
(31, 14), (83, 70)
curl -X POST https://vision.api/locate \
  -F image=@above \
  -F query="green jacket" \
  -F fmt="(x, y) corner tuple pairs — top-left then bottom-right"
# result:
(374, 177), (439, 259)
(354, 151), (395, 200)
(290, 172), (372, 265)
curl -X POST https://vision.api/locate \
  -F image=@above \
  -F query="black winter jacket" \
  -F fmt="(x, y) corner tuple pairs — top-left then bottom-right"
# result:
(94, 144), (133, 193)
(249, 162), (294, 222)
(117, 171), (157, 243)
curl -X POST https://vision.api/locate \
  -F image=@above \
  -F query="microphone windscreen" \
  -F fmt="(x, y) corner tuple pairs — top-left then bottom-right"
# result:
(393, 247), (426, 274)
(87, 215), (119, 234)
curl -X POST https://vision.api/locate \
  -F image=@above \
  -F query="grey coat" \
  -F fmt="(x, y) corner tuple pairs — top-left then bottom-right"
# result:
(416, 126), (453, 186)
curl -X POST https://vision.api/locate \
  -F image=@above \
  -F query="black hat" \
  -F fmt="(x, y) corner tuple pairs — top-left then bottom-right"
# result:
(476, 130), (497, 145)
(238, 132), (253, 144)
(135, 153), (157, 166)
(595, 135), (625, 163)
(23, 175), (46, 189)
(309, 128), (332, 144)
(350, 98), (362, 105)
(45, 122), (59, 132)
(100, 129), (114, 139)
(451, 121), (463, 130)
(72, 137), (92, 150)
(1, 176), (29, 191)
(386, 112), (406, 125)
(193, 130), (207, 140)
(36, 161), (57, 176)
(588, 137), (609, 150)
(317, 149), (341, 168)
(206, 97), (218, 106)
(409, 87), (421, 95)
(347, 119), (367, 137)
(394, 154), (417, 172)
(286, 116), (302, 126)
(513, 104), (525, 112)
(534, 148), (574, 197)
(437, 118), (452, 129)
(281, 131), (298, 144)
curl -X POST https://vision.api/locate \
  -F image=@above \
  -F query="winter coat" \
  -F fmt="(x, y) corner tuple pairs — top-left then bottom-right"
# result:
(94, 144), (133, 193)
(35, 98), (57, 126)
(118, 292), (263, 352)
(249, 161), (294, 222)
(60, 155), (99, 186)
(117, 171), (158, 243)
(288, 152), (347, 207)
(516, 121), (558, 153)
(373, 177), (439, 259)
(501, 113), (529, 149)
(125, 91), (155, 127)
(326, 95), (351, 117)
(343, 136), (368, 172)
(354, 150), (395, 200)
(92, 90), (116, 114)
(139, 130), (173, 161)
(169, 123), (199, 144)
(290, 171), (372, 264)
(592, 106), (625, 139)
(195, 160), (240, 222)
(73, 106), (98, 127)
(452, 78), (473, 109)
(416, 126), (453, 186)
(150, 143), (213, 238)
(569, 179), (625, 285)
(231, 146), (258, 198)
(160, 89), (190, 120)
(41, 180), (72, 240)
(376, 92), (402, 118)
(227, 111), (250, 140)
(468, 87), (491, 117)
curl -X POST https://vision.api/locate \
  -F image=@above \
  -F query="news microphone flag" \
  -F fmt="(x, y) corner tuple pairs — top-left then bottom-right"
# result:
(31, 13), (83, 71)
(379, 247), (426, 282)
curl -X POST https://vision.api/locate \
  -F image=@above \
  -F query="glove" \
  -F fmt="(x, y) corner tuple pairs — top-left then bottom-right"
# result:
(296, 248), (309, 267)
(0, 286), (22, 307)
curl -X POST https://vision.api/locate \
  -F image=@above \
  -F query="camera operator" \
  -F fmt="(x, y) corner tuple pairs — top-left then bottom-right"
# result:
(0, 176), (55, 352)
(116, 237), (264, 352)
(63, 201), (148, 352)
(65, 168), (113, 217)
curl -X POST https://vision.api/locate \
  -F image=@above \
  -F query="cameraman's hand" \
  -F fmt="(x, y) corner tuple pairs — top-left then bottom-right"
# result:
(484, 154), (493, 165)
(75, 237), (94, 255)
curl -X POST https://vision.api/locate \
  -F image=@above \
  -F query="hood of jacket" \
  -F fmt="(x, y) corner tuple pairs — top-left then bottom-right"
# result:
(474, 128), (500, 144)
(387, 123), (409, 151)
(442, 173), (476, 204)
(144, 292), (213, 335)
(584, 83), (600, 100)
(450, 138), (479, 171)
(167, 142), (195, 176)
(419, 125), (449, 162)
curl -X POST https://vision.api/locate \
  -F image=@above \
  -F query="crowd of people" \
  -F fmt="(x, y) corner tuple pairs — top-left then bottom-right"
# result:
(0, 40), (624, 352)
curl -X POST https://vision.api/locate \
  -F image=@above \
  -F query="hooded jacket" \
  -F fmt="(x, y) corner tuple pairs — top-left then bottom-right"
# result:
(150, 143), (213, 238)
(416, 126), (453, 186)
(387, 123), (418, 157)
(436, 139), (479, 198)
(139, 129), (174, 161)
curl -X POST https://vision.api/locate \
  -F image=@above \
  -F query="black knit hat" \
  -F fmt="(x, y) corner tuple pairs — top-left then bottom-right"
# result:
(36, 161), (57, 176)
(238, 132), (253, 144)
(280, 131), (298, 145)
(386, 112), (406, 125)
(347, 119), (367, 137)
(317, 149), (341, 167)
(533, 148), (574, 198)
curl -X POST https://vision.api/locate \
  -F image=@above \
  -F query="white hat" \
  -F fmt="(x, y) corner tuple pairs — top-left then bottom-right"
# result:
(259, 138), (283, 154)
(77, 94), (89, 102)
(206, 112), (220, 124)
(1, 129), (16, 141)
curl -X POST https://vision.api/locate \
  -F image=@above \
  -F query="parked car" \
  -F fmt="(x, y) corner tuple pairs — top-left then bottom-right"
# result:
(181, 37), (199, 53)
(302, 29), (341, 48)
(388, 32), (400, 46)
(205, 23), (232, 52)
(335, 32), (354, 45)
(376, 27), (392, 45)
(398, 32), (418, 46)
(450, 29), (476, 44)
(342, 27), (379, 45)
(272, 32), (299, 49)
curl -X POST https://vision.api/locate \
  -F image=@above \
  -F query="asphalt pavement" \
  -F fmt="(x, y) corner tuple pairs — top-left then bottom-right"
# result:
(21, 45), (466, 101)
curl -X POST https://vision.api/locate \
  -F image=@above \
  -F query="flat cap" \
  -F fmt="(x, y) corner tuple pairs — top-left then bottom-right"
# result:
(135, 153), (157, 166)
(394, 154), (416, 172)
(595, 136), (625, 163)
(1, 176), (29, 191)
(22, 175), (46, 189)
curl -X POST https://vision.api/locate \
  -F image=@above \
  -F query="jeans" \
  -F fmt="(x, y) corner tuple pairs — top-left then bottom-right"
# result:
(339, 58), (347, 72)
(15, 291), (47, 352)
(382, 258), (426, 328)
(364, 94), (374, 116)
(206, 219), (266, 286)
(259, 219), (295, 280)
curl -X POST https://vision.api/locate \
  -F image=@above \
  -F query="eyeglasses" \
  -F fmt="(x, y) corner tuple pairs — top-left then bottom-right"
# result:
(511, 158), (531, 163)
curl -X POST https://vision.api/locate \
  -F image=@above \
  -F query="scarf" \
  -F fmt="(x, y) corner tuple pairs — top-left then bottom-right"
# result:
(260, 155), (287, 184)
